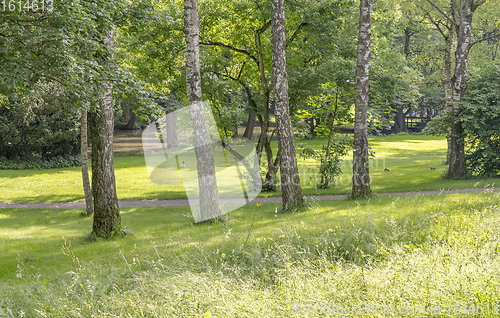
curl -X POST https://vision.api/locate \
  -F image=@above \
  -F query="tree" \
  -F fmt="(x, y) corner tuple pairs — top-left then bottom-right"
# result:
(425, 0), (499, 177)
(271, 0), (304, 211)
(91, 30), (121, 238)
(352, 0), (373, 198)
(81, 108), (93, 217)
(184, 0), (222, 222)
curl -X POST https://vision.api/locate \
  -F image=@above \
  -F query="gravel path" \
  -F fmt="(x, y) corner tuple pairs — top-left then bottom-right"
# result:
(1, 187), (498, 209)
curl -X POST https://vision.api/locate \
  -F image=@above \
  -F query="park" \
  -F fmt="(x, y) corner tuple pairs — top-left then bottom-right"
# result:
(1, 0), (500, 316)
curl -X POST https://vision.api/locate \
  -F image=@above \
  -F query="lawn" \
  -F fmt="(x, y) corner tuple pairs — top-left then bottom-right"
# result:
(0, 135), (497, 203)
(1, 191), (500, 316)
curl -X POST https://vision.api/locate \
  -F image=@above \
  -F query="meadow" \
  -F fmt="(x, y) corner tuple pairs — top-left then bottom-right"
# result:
(1, 134), (500, 317)
(1, 192), (500, 316)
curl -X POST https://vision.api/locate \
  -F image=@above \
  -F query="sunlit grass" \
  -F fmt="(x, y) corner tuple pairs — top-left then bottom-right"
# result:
(0, 134), (498, 203)
(1, 191), (500, 316)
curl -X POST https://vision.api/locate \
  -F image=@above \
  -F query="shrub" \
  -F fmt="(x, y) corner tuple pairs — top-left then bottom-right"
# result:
(460, 61), (500, 177)
(0, 154), (81, 170)
(0, 81), (81, 159)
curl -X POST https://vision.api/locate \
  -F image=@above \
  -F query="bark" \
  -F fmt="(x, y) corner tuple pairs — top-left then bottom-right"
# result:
(444, 27), (454, 164)
(271, 0), (304, 210)
(448, 0), (475, 178)
(404, 27), (412, 59)
(91, 30), (120, 238)
(126, 108), (137, 130)
(242, 108), (256, 139)
(184, 0), (221, 221)
(393, 107), (406, 133)
(352, 0), (372, 198)
(80, 108), (93, 217)
(166, 110), (178, 148)
(254, 21), (272, 175)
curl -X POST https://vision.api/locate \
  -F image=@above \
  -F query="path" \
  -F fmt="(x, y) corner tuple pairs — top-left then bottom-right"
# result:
(1, 187), (498, 209)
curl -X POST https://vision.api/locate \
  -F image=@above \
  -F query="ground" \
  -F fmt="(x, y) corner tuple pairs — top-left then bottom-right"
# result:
(1, 135), (499, 317)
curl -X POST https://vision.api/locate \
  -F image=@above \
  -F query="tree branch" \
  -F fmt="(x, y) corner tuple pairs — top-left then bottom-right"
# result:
(425, 0), (454, 26)
(256, 20), (271, 35)
(286, 22), (307, 48)
(469, 31), (500, 49)
(473, 0), (487, 11)
(199, 40), (258, 64)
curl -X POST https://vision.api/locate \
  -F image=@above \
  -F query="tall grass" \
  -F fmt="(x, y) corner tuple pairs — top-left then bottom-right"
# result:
(2, 191), (500, 317)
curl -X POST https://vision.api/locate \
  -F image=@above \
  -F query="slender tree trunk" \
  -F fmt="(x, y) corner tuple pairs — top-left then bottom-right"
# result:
(444, 28), (454, 164)
(184, 0), (221, 222)
(81, 109), (93, 217)
(271, 0), (304, 210)
(352, 0), (372, 198)
(254, 21), (272, 178)
(448, 0), (474, 178)
(91, 30), (120, 238)
(166, 110), (178, 148)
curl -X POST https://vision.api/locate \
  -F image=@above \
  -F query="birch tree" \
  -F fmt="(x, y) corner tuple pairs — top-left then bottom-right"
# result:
(352, 0), (373, 198)
(425, 0), (499, 177)
(271, 0), (304, 211)
(91, 30), (121, 238)
(184, 0), (222, 221)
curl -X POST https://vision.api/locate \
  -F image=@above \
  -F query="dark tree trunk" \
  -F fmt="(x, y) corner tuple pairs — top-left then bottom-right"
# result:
(243, 108), (256, 139)
(80, 108), (93, 217)
(352, 0), (372, 198)
(91, 29), (120, 238)
(184, 0), (221, 222)
(271, 0), (304, 210)
(393, 107), (406, 133)
(126, 108), (137, 130)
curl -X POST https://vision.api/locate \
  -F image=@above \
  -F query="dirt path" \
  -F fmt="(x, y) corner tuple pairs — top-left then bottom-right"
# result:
(1, 187), (498, 209)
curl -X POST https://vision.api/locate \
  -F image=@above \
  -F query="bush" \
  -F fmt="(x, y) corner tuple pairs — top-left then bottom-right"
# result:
(0, 154), (81, 170)
(460, 61), (500, 177)
(0, 81), (81, 159)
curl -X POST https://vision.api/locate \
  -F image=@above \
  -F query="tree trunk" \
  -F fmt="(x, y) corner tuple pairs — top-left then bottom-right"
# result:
(448, 0), (474, 178)
(393, 107), (406, 133)
(254, 21), (272, 177)
(91, 30), (120, 238)
(184, 0), (221, 222)
(271, 0), (304, 210)
(126, 108), (137, 130)
(352, 0), (372, 198)
(80, 108), (93, 217)
(444, 27), (454, 164)
(242, 108), (256, 139)
(166, 110), (178, 148)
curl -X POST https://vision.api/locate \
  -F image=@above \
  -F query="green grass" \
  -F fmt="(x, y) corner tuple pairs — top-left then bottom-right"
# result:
(0, 135), (498, 203)
(2, 191), (500, 316)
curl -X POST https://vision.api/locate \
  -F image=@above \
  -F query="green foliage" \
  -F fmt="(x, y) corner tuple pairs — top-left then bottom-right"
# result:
(460, 61), (500, 177)
(0, 154), (81, 170)
(421, 111), (451, 136)
(0, 81), (81, 159)
(297, 135), (351, 189)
